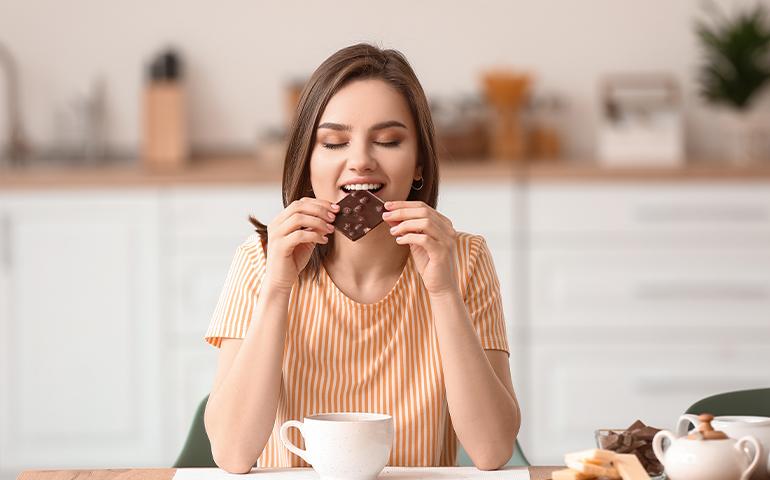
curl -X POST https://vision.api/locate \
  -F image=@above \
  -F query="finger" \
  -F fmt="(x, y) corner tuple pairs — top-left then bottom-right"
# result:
(381, 206), (433, 222)
(389, 218), (439, 240)
(384, 200), (427, 211)
(275, 197), (339, 225)
(280, 213), (335, 236)
(284, 229), (329, 249)
(394, 232), (432, 248)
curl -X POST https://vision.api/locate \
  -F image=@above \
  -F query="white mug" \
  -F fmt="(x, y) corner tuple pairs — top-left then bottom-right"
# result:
(280, 412), (394, 480)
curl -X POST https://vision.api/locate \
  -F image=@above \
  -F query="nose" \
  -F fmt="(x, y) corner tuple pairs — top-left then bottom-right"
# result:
(347, 141), (377, 173)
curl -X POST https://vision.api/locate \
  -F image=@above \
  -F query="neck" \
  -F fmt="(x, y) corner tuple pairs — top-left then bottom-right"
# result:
(325, 222), (410, 284)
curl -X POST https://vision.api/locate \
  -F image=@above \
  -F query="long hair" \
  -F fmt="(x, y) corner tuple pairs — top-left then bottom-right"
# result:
(249, 43), (440, 281)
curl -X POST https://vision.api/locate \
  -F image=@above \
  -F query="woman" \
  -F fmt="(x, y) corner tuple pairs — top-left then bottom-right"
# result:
(203, 43), (521, 473)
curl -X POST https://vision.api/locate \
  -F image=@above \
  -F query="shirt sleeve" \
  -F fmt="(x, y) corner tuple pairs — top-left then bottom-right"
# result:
(205, 234), (267, 348)
(463, 235), (510, 356)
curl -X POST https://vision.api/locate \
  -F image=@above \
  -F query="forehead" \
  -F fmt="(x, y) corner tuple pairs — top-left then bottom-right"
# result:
(319, 78), (414, 128)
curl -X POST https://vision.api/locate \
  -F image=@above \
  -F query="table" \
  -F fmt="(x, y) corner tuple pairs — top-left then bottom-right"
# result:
(17, 467), (561, 480)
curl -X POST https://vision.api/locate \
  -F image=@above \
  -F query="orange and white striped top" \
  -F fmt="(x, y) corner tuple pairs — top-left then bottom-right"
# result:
(205, 231), (509, 467)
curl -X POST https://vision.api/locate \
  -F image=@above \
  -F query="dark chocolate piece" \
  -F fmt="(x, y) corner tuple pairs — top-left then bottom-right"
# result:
(332, 190), (385, 241)
(599, 420), (664, 476)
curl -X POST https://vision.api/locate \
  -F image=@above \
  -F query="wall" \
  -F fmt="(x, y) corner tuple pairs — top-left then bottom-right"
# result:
(0, 0), (768, 160)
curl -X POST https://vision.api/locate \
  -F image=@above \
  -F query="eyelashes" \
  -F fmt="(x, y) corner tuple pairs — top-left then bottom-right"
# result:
(322, 143), (347, 150)
(322, 141), (401, 150)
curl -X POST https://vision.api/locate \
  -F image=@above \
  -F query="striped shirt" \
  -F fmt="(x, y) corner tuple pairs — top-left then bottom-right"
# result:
(205, 231), (509, 467)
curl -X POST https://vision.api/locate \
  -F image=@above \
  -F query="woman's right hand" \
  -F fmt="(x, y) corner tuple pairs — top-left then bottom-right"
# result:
(264, 197), (339, 291)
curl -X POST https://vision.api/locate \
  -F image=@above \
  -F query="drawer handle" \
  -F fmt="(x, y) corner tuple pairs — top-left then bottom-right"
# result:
(635, 283), (769, 301)
(634, 205), (769, 223)
(637, 377), (747, 394)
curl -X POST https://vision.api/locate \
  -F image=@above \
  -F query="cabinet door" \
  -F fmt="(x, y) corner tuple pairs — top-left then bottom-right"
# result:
(162, 186), (282, 454)
(529, 248), (770, 335)
(524, 344), (770, 465)
(0, 191), (163, 473)
(0, 208), (10, 479)
(439, 182), (524, 384)
(529, 183), (770, 241)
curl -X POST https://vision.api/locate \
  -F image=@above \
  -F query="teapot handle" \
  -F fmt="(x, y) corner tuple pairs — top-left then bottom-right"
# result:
(676, 414), (701, 436)
(736, 436), (761, 480)
(652, 430), (677, 465)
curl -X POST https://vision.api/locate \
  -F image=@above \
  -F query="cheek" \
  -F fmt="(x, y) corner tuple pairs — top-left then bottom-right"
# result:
(309, 152), (340, 196)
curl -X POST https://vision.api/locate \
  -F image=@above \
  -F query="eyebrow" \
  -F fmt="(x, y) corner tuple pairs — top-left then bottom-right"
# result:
(317, 120), (408, 132)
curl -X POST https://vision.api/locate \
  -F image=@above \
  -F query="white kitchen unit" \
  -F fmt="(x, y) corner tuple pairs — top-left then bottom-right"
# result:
(2, 176), (770, 475)
(0, 190), (163, 479)
(438, 181), (525, 392)
(159, 186), (283, 461)
(160, 181), (523, 460)
(522, 182), (770, 465)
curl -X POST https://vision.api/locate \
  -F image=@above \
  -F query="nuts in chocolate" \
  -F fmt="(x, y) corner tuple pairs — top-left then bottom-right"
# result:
(332, 190), (385, 241)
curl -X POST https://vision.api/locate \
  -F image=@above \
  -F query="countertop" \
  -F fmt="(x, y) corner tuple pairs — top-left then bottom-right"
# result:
(3, 155), (770, 189)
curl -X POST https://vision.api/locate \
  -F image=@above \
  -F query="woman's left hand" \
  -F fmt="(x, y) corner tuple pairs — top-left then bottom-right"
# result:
(383, 201), (459, 296)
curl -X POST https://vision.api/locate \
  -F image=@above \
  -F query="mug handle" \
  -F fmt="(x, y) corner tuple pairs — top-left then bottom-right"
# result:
(652, 430), (676, 465)
(676, 414), (701, 436)
(279, 420), (312, 464)
(736, 436), (761, 480)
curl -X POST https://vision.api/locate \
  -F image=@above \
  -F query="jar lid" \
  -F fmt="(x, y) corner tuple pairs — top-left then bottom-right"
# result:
(687, 413), (728, 440)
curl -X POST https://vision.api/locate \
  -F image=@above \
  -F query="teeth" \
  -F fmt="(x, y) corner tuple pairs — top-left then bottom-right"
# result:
(342, 183), (382, 192)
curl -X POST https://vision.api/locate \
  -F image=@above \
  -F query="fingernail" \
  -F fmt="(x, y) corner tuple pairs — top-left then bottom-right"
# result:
(390, 226), (397, 234)
(331, 204), (340, 210)
(382, 211), (392, 218)
(327, 212), (335, 220)
(327, 223), (335, 232)
(384, 202), (392, 209)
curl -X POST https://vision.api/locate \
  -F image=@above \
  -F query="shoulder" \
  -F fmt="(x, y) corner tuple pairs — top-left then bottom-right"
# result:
(453, 231), (495, 286)
(454, 231), (489, 264)
(235, 233), (267, 268)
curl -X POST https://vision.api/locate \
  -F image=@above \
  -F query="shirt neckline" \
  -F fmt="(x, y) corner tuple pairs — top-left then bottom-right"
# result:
(320, 254), (413, 309)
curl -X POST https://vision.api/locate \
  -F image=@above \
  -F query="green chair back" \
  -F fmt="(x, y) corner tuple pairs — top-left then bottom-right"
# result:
(174, 395), (216, 468)
(685, 388), (770, 417)
(175, 395), (530, 468)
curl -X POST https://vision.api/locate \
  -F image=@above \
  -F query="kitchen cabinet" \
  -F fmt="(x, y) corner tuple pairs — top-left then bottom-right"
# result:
(526, 343), (770, 460)
(0, 191), (163, 478)
(160, 182), (522, 457)
(159, 186), (283, 459)
(522, 182), (770, 464)
(1, 178), (769, 475)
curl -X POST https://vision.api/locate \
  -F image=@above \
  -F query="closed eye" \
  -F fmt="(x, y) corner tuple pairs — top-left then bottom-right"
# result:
(322, 143), (348, 150)
(375, 141), (401, 148)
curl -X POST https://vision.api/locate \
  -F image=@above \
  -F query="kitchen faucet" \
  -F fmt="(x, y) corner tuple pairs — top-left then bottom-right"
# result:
(0, 40), (31, 167)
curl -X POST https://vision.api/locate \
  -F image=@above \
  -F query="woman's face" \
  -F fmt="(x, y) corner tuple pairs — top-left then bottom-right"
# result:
(309, 78), (421, 205)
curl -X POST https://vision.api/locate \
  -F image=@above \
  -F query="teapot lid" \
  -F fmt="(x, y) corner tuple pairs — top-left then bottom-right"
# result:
(687, 413), (728, 440)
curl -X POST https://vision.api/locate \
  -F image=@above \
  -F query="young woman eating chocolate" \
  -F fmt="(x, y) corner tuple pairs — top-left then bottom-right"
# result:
(203, 43), (521, 473)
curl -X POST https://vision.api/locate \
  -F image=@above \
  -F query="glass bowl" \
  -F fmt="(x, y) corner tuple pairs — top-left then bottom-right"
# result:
(594, 429), (666, 480)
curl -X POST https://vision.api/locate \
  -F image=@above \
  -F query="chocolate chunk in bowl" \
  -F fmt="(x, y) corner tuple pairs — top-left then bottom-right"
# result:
(595, 419), (665, 478)
(333, 190), (386, 241)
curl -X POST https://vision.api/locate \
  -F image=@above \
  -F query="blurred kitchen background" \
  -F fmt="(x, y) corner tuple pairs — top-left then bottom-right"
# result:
(2, 0), (770, 477)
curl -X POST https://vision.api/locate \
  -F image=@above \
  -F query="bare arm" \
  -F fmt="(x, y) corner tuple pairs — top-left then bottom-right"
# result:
(204, 198), (338, 473)
(382, 201), (520, 471)
(430, 288), (521, 470)
(204, 284), (292, 473)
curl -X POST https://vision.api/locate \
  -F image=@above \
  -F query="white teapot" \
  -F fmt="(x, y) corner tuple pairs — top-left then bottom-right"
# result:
(653, 414), (761, 480)
(677, 414), (770, 480)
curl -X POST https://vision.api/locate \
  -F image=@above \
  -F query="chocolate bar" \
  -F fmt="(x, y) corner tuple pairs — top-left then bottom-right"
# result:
(333, 190), (385, 241)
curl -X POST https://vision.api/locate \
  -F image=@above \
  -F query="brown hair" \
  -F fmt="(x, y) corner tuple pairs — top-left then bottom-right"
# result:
(249, 43), (440, 281)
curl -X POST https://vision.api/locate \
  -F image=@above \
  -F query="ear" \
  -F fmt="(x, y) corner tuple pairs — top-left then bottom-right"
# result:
(414, 164), (423, 180)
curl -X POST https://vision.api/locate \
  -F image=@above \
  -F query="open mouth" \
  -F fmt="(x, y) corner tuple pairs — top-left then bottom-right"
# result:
(340, 183), (384, 194)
